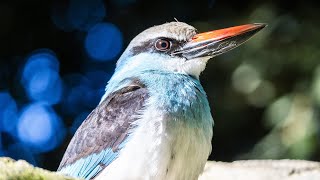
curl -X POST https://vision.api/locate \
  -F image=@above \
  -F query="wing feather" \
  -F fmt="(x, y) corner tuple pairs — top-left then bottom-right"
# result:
(58, 79), (149, 179)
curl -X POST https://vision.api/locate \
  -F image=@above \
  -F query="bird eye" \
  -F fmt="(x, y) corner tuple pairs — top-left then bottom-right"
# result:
(155, 39), (171, 51)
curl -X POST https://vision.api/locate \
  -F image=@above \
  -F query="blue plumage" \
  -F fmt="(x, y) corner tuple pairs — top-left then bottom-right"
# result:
(58, 147), (119, 178)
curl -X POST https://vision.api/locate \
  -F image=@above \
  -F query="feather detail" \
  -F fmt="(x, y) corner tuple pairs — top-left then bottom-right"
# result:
(58, 79), (149, 179)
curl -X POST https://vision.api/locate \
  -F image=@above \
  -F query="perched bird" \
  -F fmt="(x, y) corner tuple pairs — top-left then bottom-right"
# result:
(58, 22), (266, 180)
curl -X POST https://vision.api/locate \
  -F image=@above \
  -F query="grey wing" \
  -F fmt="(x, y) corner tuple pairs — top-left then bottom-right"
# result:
(58, 79), (149, 179)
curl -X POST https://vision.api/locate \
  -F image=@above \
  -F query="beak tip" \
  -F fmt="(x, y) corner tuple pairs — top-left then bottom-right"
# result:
(253, 23), (268, 29)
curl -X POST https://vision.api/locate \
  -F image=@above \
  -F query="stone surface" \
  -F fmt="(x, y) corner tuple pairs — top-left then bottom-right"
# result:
(1, 157), (320, 180)
(200, 160), (320, 180)
(0, 157), (78, 180)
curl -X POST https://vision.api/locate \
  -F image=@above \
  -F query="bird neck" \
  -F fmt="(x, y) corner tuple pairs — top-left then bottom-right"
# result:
(140, 71), (211, 127)
(102, 69), (212, 127)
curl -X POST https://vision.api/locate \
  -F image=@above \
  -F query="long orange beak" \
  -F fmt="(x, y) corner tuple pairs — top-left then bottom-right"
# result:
(172, 23), (266, 59)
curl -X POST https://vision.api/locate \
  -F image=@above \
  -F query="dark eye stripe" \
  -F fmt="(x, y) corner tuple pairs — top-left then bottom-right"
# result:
(130, 38), (185, 56)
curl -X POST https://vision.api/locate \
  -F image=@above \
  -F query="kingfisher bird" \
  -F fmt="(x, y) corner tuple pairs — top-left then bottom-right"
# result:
(58, 22), (266, 180)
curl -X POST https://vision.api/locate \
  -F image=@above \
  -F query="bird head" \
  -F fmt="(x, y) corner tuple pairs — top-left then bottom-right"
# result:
(115, 22), (266, 79)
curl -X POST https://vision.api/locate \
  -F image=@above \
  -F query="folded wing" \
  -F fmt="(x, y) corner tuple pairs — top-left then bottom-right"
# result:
(58, 79), (149, 179)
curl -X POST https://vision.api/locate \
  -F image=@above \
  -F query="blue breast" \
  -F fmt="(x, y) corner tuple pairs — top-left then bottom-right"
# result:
(139, 70), (213, 128)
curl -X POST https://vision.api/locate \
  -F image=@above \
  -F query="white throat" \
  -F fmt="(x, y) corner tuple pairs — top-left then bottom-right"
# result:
(165, 56), (211, 78)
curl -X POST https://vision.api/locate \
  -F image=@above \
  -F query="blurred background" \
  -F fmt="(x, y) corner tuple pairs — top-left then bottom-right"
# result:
(0, 0), (319, 171)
